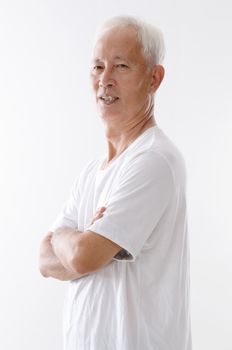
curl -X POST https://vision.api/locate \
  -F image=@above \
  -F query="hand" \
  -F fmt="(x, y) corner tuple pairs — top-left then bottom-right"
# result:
(90, 206), (106, 225)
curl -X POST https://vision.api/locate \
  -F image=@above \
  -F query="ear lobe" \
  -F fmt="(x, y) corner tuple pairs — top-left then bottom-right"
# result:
(150, 65), (165, 93)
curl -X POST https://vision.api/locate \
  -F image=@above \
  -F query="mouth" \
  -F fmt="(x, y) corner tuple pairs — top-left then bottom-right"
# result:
(98, 95), (119, 105)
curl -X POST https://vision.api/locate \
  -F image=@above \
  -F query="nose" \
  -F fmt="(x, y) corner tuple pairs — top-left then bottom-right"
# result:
(99, 67), (116, 88)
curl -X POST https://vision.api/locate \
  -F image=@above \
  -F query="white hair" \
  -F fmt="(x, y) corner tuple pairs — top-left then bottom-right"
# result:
(94, 15), (165, 67)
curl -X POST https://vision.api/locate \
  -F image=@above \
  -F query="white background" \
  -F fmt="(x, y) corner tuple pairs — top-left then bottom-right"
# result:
(0, 1), (231, 349)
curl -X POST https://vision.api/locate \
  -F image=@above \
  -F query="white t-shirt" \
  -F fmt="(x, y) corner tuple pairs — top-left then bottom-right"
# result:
(49, 126), (192, 350)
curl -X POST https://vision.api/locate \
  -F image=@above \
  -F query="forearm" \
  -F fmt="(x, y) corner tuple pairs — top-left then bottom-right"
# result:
(39, 251), (82, 281)
(39, 232), (86, 281)
(51, 227), (83, 272)
(49, 208), (107, 275)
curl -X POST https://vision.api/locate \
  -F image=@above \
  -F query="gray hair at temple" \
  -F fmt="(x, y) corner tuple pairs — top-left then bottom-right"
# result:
(93, 15), (166, 68)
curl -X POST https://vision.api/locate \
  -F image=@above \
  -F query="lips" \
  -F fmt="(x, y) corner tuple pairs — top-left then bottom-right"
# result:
(98, 95), (119, 105)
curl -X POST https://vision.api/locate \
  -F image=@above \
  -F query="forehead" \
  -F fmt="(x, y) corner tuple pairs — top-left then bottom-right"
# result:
(93, 26), (145, 63)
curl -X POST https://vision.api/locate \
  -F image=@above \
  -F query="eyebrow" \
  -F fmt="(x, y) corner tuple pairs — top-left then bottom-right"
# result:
(113, 55), (128, 61)
(92, 56), (130, 63)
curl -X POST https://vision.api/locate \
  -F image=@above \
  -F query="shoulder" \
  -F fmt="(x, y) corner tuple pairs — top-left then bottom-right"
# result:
(121, 142), (187, 193)
(123, 149), (174, 178)
(123, 126), (186, 176)
(152, 127), (187, 175)
(117, 151), (175, 196)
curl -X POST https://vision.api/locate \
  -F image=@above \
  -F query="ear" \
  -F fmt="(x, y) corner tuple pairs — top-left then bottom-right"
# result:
(149, 65), (165, 93)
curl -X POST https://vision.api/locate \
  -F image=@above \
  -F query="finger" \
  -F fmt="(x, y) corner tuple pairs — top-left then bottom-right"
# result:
(98, 206), (106, 212)
(96, 206), (106, 213)
(94, 212), (104, 221)
(90, 212), (104, 225)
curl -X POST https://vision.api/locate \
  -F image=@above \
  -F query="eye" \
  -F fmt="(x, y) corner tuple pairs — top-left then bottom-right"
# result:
(93, 65), (104, 71)
(116, 64), (129, 69)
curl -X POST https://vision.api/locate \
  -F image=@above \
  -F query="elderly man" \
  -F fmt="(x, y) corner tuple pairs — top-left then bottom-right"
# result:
(39, 15), (192, 350)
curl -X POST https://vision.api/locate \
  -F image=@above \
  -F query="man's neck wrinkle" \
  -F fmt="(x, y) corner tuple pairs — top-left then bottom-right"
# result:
(104, 117), (156, 165)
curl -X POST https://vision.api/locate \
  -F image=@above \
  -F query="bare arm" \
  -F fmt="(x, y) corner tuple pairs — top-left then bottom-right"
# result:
(39, 232), (86, 281)
(51, 207), (123, 275)
(51, 228), (122, 275)
(39, 207), (106, 281)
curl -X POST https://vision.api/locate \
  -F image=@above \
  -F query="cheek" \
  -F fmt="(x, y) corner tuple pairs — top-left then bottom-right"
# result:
(90, 76), (98, 91)
(124, 82), (148, 103)
(136, 74), (150, 93)
(124, 74), (149, 96)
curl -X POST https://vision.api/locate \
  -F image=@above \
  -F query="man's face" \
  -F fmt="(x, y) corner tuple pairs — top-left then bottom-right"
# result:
(91, 26), (154, 125)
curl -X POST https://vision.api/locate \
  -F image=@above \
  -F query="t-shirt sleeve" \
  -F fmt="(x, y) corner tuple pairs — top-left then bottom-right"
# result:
(48, 177), (80, 232)
(86, 152), (174, 261)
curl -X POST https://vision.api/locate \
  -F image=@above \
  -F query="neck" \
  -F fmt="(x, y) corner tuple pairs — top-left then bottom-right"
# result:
(102, 109), (156, 168)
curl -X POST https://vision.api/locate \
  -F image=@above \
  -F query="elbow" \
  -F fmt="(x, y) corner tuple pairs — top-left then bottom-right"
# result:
(38, 262), (49, 278)
(40, 271), (49, 278)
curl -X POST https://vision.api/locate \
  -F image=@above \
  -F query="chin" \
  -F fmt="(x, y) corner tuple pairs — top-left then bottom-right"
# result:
(99, 109), (121, 121)
(101, 114), (119, 122)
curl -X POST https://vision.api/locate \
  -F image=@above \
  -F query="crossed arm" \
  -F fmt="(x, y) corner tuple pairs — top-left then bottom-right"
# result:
(39, 232), (81, 281)
(39, 207), (122, 281)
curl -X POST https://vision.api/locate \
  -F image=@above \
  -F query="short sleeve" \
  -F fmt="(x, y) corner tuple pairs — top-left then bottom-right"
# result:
(48, 177), (80, 232)
(86, 152), (174, 261)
